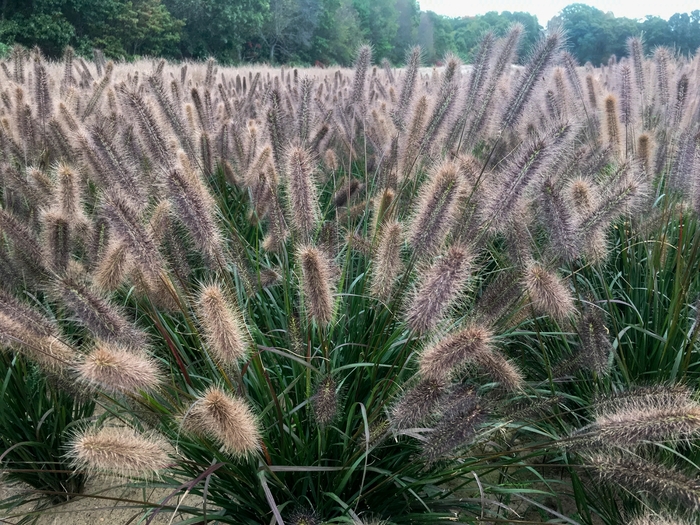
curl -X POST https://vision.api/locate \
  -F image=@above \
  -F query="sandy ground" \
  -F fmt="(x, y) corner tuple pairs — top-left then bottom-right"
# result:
(1, 475), (600, 524)
(0, 478), (206, 524)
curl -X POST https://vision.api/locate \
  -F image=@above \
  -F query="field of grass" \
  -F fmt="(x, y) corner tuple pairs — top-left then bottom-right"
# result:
(0, 28), (699, 525)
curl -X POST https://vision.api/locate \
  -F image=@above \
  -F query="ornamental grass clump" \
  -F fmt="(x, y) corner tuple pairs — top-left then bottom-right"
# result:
(0, 36), (699, 525)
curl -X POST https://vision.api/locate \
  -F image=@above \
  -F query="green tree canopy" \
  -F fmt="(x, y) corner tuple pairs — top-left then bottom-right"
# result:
(2, 1), (700, 66)
(163, 0), (266, 62)
(352, 0), (398, 61)
(448, 11), (541, 64)
(0, 0), (182, 58)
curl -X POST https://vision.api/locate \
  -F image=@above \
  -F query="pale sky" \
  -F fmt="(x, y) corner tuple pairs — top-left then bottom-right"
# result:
(418, 1), (699, 25)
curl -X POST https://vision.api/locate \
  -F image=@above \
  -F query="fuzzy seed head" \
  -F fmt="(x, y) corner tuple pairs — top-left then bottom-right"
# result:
(423, 394), (485, 463)
(401, 95), (428, 179)
(637, 133), (652, 175)
(419, 325), (493, 382)
(392, 46), (421, 131)
(604, 94), (621, 155)
(578, 161), (647, 235)
(41, 209), (71, 271)
(312, 376), (338, 426)
(596, 385), (693, 413)
(0, 317), (77, 373)
(472, 349), (524, 391)
(286, 146), (319, 241)
(56, 163), (82, 217)
(77, 343), (161, 395)
(501, 27), (563, 129)
(351, 45), (372, 105)
(370, 220), (403, 301)
(408, 161), (461, 257)
(55, 261), (147, 349)
(93, 241), (133, 292)
(539, 178), (580, 262)
(288, 509), (321, 525)
(585, 75), (598, 109)
(165, 167), (224, 267)
(69, 426), (170, 478)
(186, 387), (260, 457)
(391, 378), (445, 429)
(523, 261), (574, 322)
(259, 268), (282, 289)
(198, 283), (249, 365)
(588, 453), (700, 511)
(332, 177), (361, 208)
(101, 191), (165, 291)
(298, 245), (335, 325)
(618, 64), (633, 125)
(577, 307), (612, 374)
(406, 244), (473, 333)
(149, 201), (172, 243)
(591, 401), (700, 447)
(569, 386), (700, 449)
(482, 123), (576, 233)
(628, 37), (646, 94)
(474, 270), (523, 325)
(323, 148), (338, 172)
(373, 188), (396, 233)
(581, 227), (609, 264)
(629, 513), (695, 525)
(654, 47), (671, 107)
(568, 177), (597, 215)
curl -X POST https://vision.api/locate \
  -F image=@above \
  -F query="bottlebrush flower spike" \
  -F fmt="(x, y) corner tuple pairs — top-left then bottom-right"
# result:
(522, 260), (575, 322)
(500, 27), (563, 129)
(604, 94), (621, 155)
(577, 306), (613, 374)
(197, 282), (249, 365)
(391, 46), (421, 131)
(351, 45), (372, 106)
(391, 378), (445, 429)
(627, 36), (646, 95)
(629, 513), (694, 525)
(185, 387), (260, 457)
(588, 452), (700, 511)
(419, 325), (493, 382)
(311, 376), (338, 426)
(286, 146), (319, 242)
(423, 392), (485, 463)
(164, 164), (225, 268)
(370, 220), (403, 301)
(298, 245), (335, 325)
(407, 160), (462, 257)
(54, 261), (148, 349)
(77, 342), (161, 395)
(406, 244), (473, 334)
(568, 385), (700, 449)
(69, 426), (170, 478)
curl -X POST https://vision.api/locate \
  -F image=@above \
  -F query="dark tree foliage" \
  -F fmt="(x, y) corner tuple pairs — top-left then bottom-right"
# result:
(0, 0), (183, 58)
(449, 11), (541, 64)
(163, 0), (267, 62)
(558, 3), (700, 65)
(0, 2), (699, 66)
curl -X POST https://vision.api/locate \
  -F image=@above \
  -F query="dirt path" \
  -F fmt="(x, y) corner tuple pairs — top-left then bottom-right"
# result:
(1, 479), (204, 524)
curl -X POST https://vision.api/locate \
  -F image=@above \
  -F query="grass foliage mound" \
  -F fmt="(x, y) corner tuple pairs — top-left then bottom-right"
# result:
(1, 33), (700, 524)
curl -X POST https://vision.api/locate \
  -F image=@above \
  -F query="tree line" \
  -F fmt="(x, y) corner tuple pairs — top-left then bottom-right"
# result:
(0, 1), (698, 66)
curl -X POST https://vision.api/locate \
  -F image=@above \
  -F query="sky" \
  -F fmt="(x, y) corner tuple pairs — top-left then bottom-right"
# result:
(417, 1), (699, 25)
